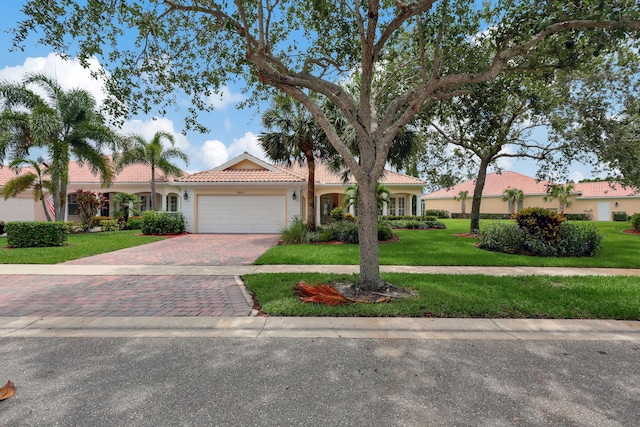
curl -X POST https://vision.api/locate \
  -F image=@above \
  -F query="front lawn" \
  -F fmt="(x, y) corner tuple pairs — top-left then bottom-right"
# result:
(0, 230), (166, 264)
(255, 220), (640, 268)
(244, 272), (640, 319)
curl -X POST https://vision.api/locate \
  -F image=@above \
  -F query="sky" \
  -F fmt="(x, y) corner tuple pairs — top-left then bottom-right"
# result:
(0, 2), (596, 185)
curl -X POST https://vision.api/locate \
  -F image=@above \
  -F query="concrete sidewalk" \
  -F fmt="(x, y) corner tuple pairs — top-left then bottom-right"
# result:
(2, 264), (640, 276)
(1, 316), (639, 340)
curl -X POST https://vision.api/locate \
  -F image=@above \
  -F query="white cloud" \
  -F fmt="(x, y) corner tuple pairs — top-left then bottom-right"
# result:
(568, 170), (585, 183)
(120, 117), (191, 152)
(223, 118), (233, 131)
(200, 132), (266, 169)
(0, 52), (108, 106)
(205, 85), (244, 109)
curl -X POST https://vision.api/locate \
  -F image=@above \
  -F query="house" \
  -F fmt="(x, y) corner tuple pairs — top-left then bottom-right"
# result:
(178, 153), (426, 233)
(421, 171), (640, 221)
(0, 152), (426, 233)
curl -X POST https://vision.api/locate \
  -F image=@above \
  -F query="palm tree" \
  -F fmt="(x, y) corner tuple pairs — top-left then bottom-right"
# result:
(454, 190), (469, 218)
(543, 183), (575, 214)
(502, 188), (525, 215)
(1, 158), (53, 222)
(259, 94), (331, 230)
(344, 183), (391, 214)
(112, 192), (142, 223)
(116, 131), (189, 211)
(0, 73), (121, 221)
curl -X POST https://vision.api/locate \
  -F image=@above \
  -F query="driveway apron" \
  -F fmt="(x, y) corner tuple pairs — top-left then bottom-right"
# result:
(0, 234), (279, 317)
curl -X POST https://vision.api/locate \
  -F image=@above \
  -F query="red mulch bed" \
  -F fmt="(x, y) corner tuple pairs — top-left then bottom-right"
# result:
(454, 233), (480, 238)
(137, 232), (190, 238)
(622, 229), (640, 235)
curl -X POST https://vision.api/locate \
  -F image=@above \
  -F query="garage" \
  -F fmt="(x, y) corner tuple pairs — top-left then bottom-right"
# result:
(0, 197), (35, 222)
(197, 194), (286, 233)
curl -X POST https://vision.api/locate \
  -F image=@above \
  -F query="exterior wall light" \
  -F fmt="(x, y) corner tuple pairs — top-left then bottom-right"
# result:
(183, 190), (188, 200)
(292, 191), (297, 200)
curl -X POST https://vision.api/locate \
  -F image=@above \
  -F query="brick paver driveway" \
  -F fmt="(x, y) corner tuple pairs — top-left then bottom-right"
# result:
(63, 234), (280, 266)
(1, 234), (279, 317)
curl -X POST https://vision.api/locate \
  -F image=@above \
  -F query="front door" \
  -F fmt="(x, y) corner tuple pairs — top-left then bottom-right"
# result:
(597, 202), (610, 221)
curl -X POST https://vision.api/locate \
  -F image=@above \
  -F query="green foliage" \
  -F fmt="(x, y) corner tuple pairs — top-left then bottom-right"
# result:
(330, 206), (345, 222)
(377, 223), (393, 241)
(112, 193), (142, 223)
(631, 213), (640, 232)
(612, 211), (628, 221)
(330, 220), (360, 244)
(99, 219), (120, 232)
(564, 213), (592, 221)
(123, 216), (143, 230)
(515, 207), (566, 243)
(141, 211), (185, 235)
(75, 189), (107, 230)
(382, 215), (437, 222)
(451, 213), (511, 219)
(0, 221), (4, 234)
(5, 221), (68, 248)
(280, 217), (319, 244)
(385, 219), (446, 230)
(480, 220), (602, 257)
(423, 210), (450, 219)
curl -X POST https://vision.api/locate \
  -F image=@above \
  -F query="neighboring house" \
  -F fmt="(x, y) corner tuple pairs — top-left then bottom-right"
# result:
(0, 152), (425, 233)
(421, 171), (640, 221)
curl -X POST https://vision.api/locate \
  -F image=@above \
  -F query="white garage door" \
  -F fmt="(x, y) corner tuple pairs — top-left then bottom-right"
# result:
(0, 198), (35, 222)
(197, 195), (285, 233)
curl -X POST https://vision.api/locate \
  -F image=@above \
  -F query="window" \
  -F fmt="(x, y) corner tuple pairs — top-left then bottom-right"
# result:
(67, 193), (79, 216)
(168, 194), (178, 212)
(101, 193), (110, 216)
(397, 197), (405, 216)
(388, 197), (396, 216)
(140, 195), (149, 212)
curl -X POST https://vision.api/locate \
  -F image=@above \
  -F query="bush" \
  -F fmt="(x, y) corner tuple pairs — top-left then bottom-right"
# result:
(377, 223), (393, 241)
(631, 213), (640, 232)
(330, 207), (345, 222)
(423, 209), (449, 218)
(382, 215), (437, 222)
(514, 207), (565, 243)
(385, 219), (447, 230)
(612, 211), (628, 222)
(480, 220), (602, 257)
(451, 212), (511, 220)
(281, 217), (319, 244)
(75, 189), (108, 231)
(141, 211), (185, 235)
(479, 222), (525, 254)
(100, 219), (120, 232)
(0, 221), (4, 235)
(564, 213), (591, 221)
(122, 216), (143, 230)
(5, 221), (69, 248)
(331, 220), (360, 244)
(317, 227), (335, 242)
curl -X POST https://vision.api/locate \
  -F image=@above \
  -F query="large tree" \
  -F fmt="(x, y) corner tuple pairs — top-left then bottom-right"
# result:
(15, 1), (639, 291)
(259, 94), (330, 231)
(0, 73), (121, 220)
(116, 131), (189, 210)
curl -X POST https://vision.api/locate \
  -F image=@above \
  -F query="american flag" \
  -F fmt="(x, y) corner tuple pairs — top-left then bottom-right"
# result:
(46, 196), (56, 218)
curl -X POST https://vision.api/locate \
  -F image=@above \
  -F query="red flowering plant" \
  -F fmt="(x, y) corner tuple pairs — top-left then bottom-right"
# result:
(76, 189), (108, 231)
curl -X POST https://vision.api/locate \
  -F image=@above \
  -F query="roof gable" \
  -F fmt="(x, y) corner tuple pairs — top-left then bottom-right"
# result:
(422, 171), (551, 199)
(212, 152), (281, 173)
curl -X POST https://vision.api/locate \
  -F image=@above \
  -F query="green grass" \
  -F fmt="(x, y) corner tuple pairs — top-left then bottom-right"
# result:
(0, 230), (166, 264)
(244, 272), (640, 319)
(255, 219), (640, 268)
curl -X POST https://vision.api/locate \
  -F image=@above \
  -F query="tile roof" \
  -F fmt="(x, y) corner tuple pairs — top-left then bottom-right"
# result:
(285, 161), (426, 186)
(423, 171), (550, 199)
(178, 168), (305, 183)
(1, 159), (176, 186)
(422, 171), (639, 199)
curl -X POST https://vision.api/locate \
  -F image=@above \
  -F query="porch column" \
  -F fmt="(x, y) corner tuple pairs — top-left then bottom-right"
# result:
(382, 200), (388, 216)
(315, 195), (321, 226)
(416, 195), (422, 217)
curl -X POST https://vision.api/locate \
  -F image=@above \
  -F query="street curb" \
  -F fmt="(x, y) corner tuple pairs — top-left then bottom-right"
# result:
(1, 317), (638, 340)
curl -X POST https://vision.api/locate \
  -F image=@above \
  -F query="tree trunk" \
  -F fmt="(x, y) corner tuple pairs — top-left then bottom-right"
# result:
(151, 166), (156, 210)
(469, 160), (490, 233)
(304, 147), (316, 231)
(40, 198), (53, 222)
(354, 176), (386, 292)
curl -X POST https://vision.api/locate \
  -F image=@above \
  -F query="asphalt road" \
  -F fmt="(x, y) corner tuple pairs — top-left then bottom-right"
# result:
(1, 337), (638, 426)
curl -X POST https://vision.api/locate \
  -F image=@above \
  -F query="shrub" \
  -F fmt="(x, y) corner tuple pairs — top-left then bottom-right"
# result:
(479, 222), (525, 254)
(612, 211), (628, 222)
(100, 219), (120, 232)
(0, 221), (4, 235)
(317, 227), (335, 242)
(141, 211), (185, 235)
(382, 215), (437, 222)
(556, 223), (602, 257)
(631, 213), (640, 232)
(451, 212), (511, 220)
(515, 207), (565, 243)
(75, 189), (108, 231)
(377, 223), (393, 241)
(330, 207), (345, 222)
(343, 213), (357, 222)
(331, 220), (360, 244)
(123, 216), (143, 230)
(280, 216), (319, 244)
(385, 219), (446, 230)
(423, 209), (449, 218)
(564, 213), (591, 221)
(5, 221), (68, 248)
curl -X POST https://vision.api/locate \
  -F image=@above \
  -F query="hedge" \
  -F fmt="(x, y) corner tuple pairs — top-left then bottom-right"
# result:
(5, 221), (69, 248)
